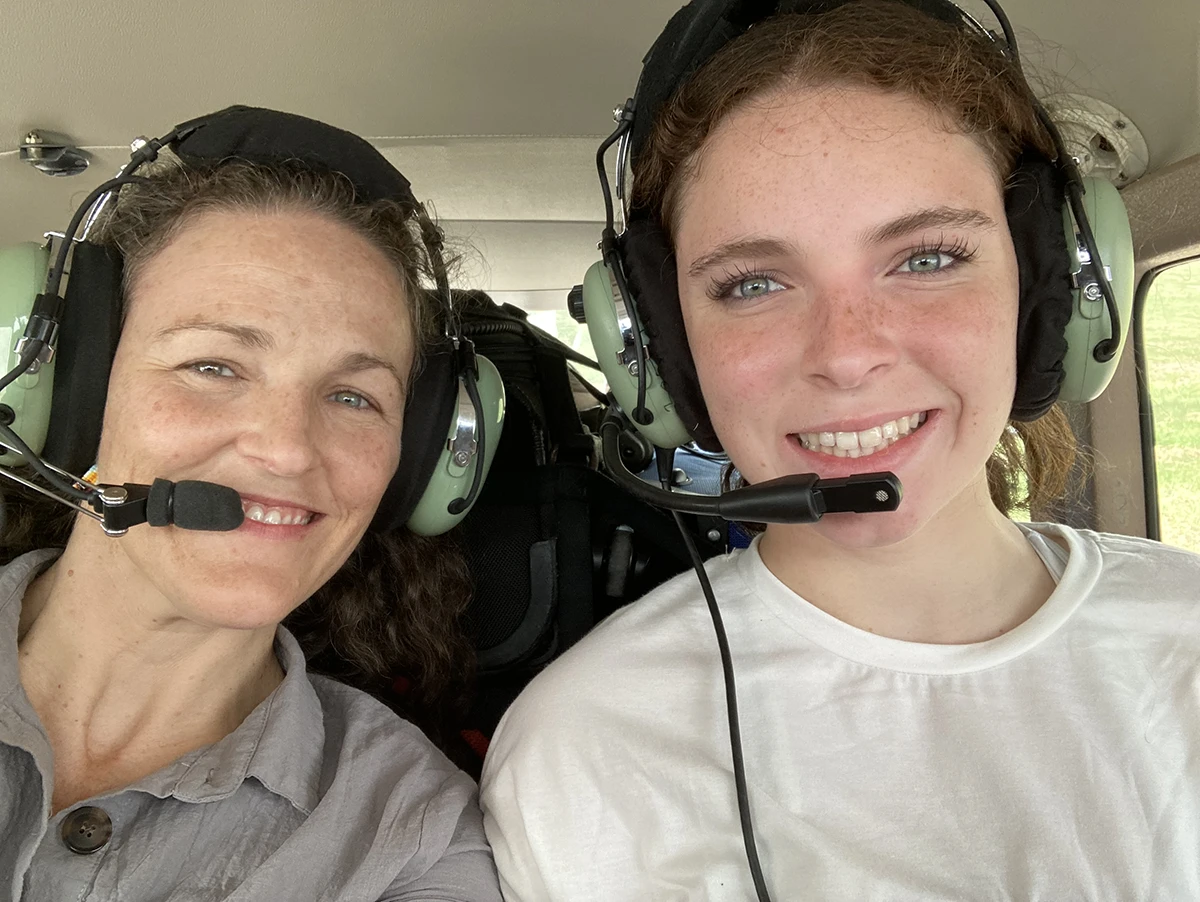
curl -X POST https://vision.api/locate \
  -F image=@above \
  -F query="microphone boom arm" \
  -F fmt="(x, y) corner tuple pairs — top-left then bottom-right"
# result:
(599, 416), (901, 524)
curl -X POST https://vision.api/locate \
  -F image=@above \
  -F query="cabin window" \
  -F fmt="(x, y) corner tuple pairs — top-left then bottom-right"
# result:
(1138, 258), (1200, 552)
(522, 308), (609, 393)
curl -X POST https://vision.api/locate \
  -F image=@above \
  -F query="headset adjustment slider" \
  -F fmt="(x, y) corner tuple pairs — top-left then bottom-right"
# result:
(15, 310), (61, 373)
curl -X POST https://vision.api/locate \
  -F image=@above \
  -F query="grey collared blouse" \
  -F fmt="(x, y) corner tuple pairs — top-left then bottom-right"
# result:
(0, 550), (503, 902)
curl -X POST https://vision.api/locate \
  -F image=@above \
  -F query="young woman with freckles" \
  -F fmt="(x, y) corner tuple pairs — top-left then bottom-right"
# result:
(0, 111), (501, 900)
(480, 2), (1200, 899)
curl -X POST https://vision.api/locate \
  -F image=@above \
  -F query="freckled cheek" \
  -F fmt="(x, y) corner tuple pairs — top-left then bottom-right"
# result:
(325, 429), (400, 510)
(904, 293), (1017, 411)
(96, 376), (232, 477)
(687, 318), (780, 418)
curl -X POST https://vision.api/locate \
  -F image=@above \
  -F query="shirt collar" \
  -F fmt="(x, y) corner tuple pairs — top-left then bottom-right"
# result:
(169, 625), (325, 814)
(0, 550), (327, 814)
(0, 550), (61, 704)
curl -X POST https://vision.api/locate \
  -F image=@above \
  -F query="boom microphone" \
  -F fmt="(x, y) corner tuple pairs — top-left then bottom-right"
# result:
(146, 479), (245, 531)
(599, 414), (901, 523)
(77, 478), (245, 535)
(0, 419), (244, 533)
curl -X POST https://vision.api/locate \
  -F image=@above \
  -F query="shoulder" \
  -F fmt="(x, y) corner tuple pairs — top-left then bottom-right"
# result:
(481, 548), (749, 790)
(0, 549), (59, 611)
(1035, 522), (1200, 592)
(1027, 524), (1200, 655)
(1091, 529), (1200, 572)
(296, 673), (491, 886)
(309, 671), (476, 806)
(496, 548), (747, 730)
(480, 551), (751, 899)
(565, 546), (749, 656)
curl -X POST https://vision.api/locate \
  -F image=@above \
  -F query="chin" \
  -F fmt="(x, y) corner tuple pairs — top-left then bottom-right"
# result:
(147, 554), (320, 631)
(804, 506), (928, 550)
(183, 581), (308, 632)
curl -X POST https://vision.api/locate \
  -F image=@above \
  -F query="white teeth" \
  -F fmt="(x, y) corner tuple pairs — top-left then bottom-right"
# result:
(858, 426), (883, 449)
(241, 502), (313, 526)
(795, 411), (927, 459)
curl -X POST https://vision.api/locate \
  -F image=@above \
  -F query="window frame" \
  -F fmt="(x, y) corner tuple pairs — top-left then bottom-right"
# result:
(1133, 253), (1200, 542)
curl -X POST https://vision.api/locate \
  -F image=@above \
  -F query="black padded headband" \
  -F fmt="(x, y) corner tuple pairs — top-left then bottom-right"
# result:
(173, 105), (419, 210)
(629, 0), (976, 166)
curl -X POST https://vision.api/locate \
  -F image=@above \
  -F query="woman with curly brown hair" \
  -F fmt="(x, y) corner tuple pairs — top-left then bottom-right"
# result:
(481, 1), (1200, 899)
(1, 107), (501, 900)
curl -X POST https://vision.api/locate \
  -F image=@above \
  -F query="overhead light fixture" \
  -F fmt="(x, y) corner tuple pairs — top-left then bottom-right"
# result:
(19, 130), (90, 177)
(1046, 94), (1148, 188)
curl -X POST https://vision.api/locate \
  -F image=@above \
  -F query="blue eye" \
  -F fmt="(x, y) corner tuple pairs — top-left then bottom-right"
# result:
(896, 239), (977, 277)
(330, 390), (373, 411)
(190, 361), (235, 378)
(709, 272), (786, 302)
(734, 275), (783, 298)
(901, 251), (956, 274)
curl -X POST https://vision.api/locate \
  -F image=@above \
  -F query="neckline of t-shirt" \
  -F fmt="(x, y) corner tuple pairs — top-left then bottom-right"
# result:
(736, 523), (1099, 675)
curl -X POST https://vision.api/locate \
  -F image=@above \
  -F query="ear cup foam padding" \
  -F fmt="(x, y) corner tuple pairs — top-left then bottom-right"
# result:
(371, 345), (459, 533)
(621, 219), (722, 451)
(1006, 152), (1074, 420)
(42, 242), (123, 474)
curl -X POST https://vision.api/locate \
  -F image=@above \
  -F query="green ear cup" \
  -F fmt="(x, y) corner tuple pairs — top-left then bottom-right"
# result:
(1058, 177), (1135, 403)
(581, 260), (692, 448)
(0, 243), (54, 467)
(405, 354), (506, 536)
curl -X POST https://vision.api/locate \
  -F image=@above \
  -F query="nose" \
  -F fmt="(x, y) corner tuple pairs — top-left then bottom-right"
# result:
(234, 389), (320, 477)
(800, 287), (899, 390)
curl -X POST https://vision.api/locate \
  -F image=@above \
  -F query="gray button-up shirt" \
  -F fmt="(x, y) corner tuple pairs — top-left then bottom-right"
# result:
(0, 550), (502, 901)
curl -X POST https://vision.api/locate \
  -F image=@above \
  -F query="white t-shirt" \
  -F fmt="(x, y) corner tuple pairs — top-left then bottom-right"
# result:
(480, 524), (1200, 901)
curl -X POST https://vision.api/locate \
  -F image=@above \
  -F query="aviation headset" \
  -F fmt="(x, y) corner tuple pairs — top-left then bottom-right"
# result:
(0, 105), (504, 537)
(575, 2), (1137, 898)
(581, 0), (1136, 454)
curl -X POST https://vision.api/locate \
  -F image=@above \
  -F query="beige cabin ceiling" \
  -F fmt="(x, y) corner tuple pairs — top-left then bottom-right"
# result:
(2, 0), (1197, 289)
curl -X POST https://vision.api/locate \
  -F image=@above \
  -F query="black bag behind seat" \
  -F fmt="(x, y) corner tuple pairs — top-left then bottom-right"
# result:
(451, 292), (720, 741)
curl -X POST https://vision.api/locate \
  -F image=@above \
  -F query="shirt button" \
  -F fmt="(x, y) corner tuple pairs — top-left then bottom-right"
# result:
(61, 806), (113, 854)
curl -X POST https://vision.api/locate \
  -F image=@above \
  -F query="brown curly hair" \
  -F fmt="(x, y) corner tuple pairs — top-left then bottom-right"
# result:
(1, 159), (477, 755)
(631, 0), (1077, 516)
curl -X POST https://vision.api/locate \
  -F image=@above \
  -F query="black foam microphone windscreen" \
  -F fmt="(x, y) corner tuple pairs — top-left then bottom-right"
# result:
(147, 478), (244, 531)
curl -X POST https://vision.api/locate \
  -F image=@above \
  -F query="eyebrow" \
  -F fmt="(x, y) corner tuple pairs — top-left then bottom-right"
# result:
(336, 351), (407, 393)
(153, 319), (274, 350)
(860, 206), (998, 245)
(684, 207), (997, 280)
(686, 237), (802, 279)
(155, 321), (407, 392)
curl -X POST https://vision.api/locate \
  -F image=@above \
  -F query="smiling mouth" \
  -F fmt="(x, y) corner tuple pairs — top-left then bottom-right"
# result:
(793, 411), (929, 459)
(241, 501), (315, 526)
